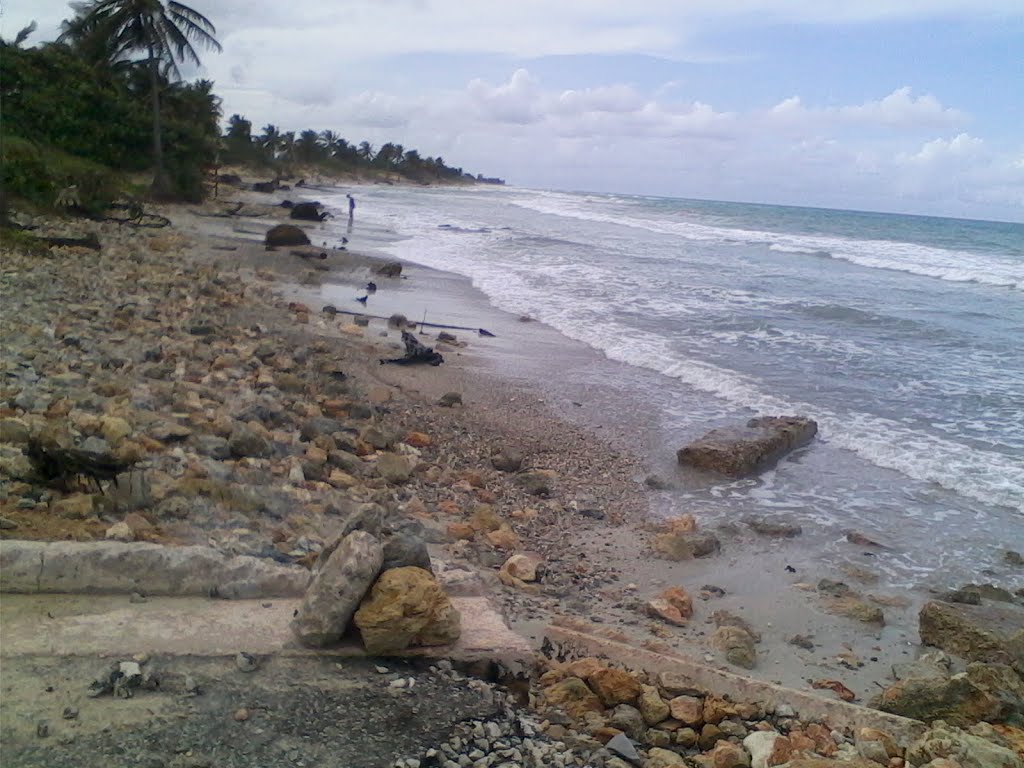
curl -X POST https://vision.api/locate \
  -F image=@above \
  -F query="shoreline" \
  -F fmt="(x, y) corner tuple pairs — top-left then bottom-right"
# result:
(2, 182), (1021, 758)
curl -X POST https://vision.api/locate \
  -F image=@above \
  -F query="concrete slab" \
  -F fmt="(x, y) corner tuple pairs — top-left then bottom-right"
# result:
(0, 593), (533, 665)
(545, 624), (928, 745)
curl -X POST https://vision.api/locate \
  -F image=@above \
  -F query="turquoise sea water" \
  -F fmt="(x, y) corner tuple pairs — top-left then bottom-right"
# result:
(324, 185), (1024, 589)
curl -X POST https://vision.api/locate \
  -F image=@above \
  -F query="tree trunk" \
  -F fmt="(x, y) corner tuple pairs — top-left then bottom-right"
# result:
(148, 46), (171, 197)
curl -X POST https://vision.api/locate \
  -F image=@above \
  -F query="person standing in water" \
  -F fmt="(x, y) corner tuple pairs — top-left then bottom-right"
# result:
(346, 194), (356, 219)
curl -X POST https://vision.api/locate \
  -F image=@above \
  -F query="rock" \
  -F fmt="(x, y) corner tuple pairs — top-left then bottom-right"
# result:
(653, 530), (720, 561)
(437, 392), (462, 407)
(235, 651), (259, 673)
(485, 524), (521, 551)
(233, 708), (250, 722)
(646, 747), (687, 767)
(854, 728), (900, 762)
(353, 566), (461, 653)
(376, 452), (415, 484)
(289, 202), (326, 221)
(606, 731), (643, 765)
(588, 667), (643, 707)
(516, 470), (556, 497)
(265, 224), (310, 247)
(907, 723), (1024, 768)
(491, 448), (524, 472)
(610, 704), (647, 739)
(498, 553), (544, 587)
(700, 742), (750, 768)
(99, 416), (132, 445)
(824, 595), (885, 626)
(744, 731), (783, 768)
(964, 662), (1024, 719)
(291, 531), (383, 648)
(712, 626), (757, 669)
(647, 586), (694, 625)
(381, 529), (432, 573)
(53, 494), (95, 519)
(447, 523), (476, 541)
(149, 421), (192, 442)
(544, 676), (604, 718)
(228, 427), (271, 459)
(638, 685), (670, 726)
(105, 521), (135, 542)
(1005, 551), (1024, 567)
(919, 600), (1024, 668)
(376, 261), (403, 278)
(677, 416), (818, 477)
(743, 515), (802, 538)
(668, 696), (704, 726)
(0, 517), (17, 530)
(871, 673), (1003, 726)
(0, 418), (31, 445)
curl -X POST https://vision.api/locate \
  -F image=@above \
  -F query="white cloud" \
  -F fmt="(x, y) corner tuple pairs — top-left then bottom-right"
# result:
(768, 87), (966, 130)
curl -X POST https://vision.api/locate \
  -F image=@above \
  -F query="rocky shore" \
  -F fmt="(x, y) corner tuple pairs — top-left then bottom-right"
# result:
(1, 186), (1022, 767)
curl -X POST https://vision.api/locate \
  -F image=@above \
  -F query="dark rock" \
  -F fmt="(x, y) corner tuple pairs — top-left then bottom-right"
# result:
(516, 470), (555, 497)
(289, 202), (328, 222)
(943, 588), (983, 605)
(376, 261), (403, 278)
(264, 224), (310, 247)
(609, 704), (647, 739)
(300, 417), (346, 442)
(1005, 550), (1024, 567)
(228, 427), (271, 459)
(644, 475), (675, 490)
(605, 732), (642, 765)
(960, 583), (1018, 604)
(252, 180), (278, 193)
(195, 435), (231, 460)
(677, 415), (818, 477)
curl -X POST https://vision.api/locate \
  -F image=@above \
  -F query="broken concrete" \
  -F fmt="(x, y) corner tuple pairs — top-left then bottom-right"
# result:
(677, 415), (818, 477)
(0, 540), (310, 598)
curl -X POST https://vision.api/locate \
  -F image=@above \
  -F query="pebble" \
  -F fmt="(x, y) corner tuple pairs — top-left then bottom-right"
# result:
(62, 706), (79, 720)
(233, 708), (250, 722)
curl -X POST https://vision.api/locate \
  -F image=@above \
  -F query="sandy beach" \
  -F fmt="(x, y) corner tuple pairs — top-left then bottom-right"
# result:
(2, 179), (1023, 767)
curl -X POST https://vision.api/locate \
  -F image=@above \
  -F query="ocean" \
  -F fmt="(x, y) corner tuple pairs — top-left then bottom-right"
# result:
(320, 185), (1024, 592)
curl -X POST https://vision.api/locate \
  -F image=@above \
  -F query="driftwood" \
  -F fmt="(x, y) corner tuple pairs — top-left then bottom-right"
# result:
(26, 438), (137, 492)
(380, 331), (444, 366)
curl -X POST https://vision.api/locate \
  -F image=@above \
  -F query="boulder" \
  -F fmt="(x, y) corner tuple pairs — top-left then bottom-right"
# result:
(380, 528), (432, 574)
(677, 416), (818, 477)
(289, 202), (327, 221)
(743, 515), (803, 538)
(516, 470), (557, 497)
(375, 452), (415, 484)
(376, 261), (403, 278)
(871, 673), (1003, 726)
(353, 566), (461, 654)
(264, 224), (310, 247)
(290, 531), (383, 648)
(744, 731), (784, 768)
(491, 447), (524, 472)
(906, 723), (1024, 768)
(919, 600), (1024, 669)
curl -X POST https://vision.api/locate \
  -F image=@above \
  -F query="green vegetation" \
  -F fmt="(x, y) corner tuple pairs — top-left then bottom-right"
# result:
(0, 1), (500, 217)
(220, 115), (503, 186)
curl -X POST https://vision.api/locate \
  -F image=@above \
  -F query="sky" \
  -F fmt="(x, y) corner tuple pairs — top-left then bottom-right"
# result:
(4, 1), (1024, 221)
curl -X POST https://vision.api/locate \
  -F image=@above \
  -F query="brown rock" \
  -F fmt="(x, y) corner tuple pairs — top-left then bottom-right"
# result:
(702, 696), (738, 724)
(566, 658), (606, 679)
(544, 676), (604, 718)
(404, 431), (432, 448)
(677, 415), (818, 477)
(588, 667), (642, 707)
(485, 523), (521, 550)
(646, 747), (687, 767)
(446, 523), (476, 541)
(669, 695), (704, 726)
(704, 741), (750, 768)
(469, 505), (503, 533)
(353, 566), (461, 653)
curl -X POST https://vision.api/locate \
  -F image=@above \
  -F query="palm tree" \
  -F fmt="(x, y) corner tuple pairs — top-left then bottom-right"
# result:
(259, 124), (281, 161)
(296, 129), (322, 164)
(62, 0), (221, 195)
(357, 141), (375, 164)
